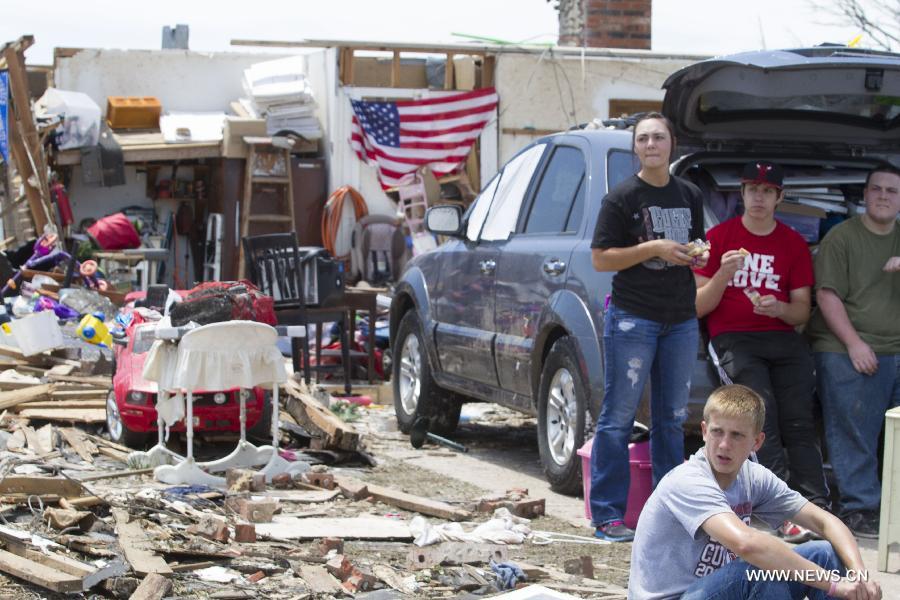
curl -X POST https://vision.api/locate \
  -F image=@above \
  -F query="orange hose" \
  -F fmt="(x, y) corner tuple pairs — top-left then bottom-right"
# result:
(321, 185), (368, 261)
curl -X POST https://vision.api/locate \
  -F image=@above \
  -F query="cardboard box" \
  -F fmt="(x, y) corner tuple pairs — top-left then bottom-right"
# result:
(222, 117), (267, 159)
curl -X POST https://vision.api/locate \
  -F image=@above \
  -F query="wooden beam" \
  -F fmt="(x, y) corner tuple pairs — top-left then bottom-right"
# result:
(47, 374), (113, 387)
(129, 572), (172, 600)
(0, 476), (85, 497)
(0, 548), (82, 593)
(444, 52), (455, 89)
(335, 476), (471, 521)
(482, 55), (496, 88)
(58, 428), (96, 463)
(17, 408), (106, 423)
(345, 48), (355, 85)
(111, 509), (172, 576)
(2, 41), (53, 233)
(391, 51), (400, 88)
(283, 380), (359, 450)
(0, 384), (56, 411)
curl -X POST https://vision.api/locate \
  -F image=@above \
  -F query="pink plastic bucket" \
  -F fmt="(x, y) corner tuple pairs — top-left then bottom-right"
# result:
(578, 437), (653, 529)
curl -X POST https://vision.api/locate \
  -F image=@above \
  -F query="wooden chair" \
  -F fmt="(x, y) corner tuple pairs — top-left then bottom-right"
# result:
(242, 233), (352, 393)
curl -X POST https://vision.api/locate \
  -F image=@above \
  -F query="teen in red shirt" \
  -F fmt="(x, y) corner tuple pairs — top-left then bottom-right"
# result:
(694, 161), (829, 544)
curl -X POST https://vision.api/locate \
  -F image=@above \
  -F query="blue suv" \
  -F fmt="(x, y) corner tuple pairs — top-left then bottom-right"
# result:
(389, 47), (900, 494)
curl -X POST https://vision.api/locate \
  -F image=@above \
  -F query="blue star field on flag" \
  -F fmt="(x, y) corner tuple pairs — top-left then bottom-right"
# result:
(350, 100), (400, 147)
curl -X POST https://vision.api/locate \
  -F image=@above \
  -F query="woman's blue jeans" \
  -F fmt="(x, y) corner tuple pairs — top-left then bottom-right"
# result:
(589, 304), (699, 526)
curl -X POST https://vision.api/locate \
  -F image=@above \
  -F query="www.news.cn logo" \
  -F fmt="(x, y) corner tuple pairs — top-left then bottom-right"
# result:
(746, 569), (869, 583)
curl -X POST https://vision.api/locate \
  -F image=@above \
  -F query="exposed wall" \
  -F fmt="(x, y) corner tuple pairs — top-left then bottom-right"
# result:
(492, 52), (696, 171)
(54, 48), (291, 115)
(558, 0), (652, 49)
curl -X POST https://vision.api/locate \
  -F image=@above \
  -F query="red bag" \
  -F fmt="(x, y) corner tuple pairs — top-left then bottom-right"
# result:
(170, 280), (277, 327)
(86, 213), (140, 250)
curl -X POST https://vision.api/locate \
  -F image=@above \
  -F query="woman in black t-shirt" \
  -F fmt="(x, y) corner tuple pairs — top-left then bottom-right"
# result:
(588, 113), (708, 542)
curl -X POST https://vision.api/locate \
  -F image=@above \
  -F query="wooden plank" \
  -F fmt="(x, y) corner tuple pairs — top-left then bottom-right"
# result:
(49, 389), (110, 400)
(58, 427), (96, 463)
(264, 489), (340, 503)
(129, 572), (172, 600)
(80, 468), (154, 482)
(336, 476), (470, 521)
(297, 565), (343, 594)
(18, 400), (105, 410)
(391, 51), (400, 87)
(112, 509), (172, 576)
(83, 432), (132, 453)
(46, 364), (76, 377)
(444, 52), (455, 89)
(97, 446), (129, 463)
(255, 516), (412, 541)
(0, 476), (85, 497)
(0, 384), (55, 410)
(2, 41), (53, 233)
(17, 408), (106, 423)
(0, 548), (82, 593)
(337, 478), (369, 501)
(48, 374), (112, 387)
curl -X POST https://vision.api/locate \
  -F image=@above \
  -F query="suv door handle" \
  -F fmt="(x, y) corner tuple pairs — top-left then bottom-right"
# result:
(479, 259), (496, 275)
(542, 258), (566, 275)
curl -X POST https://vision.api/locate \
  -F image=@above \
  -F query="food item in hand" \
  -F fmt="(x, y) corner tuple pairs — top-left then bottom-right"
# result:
(738, 247), (750, 257)
(743, 287), (763, 306)
(686, 239), (711, 257)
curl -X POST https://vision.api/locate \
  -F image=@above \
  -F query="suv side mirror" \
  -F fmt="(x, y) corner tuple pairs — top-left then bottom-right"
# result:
(425, 205), (463, 237)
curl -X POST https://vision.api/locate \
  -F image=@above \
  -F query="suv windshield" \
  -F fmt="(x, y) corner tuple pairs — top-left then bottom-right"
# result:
(700, 91), (900, 128)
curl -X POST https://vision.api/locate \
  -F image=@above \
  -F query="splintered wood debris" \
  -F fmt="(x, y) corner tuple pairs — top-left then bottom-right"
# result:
(0, 350), (625, 598)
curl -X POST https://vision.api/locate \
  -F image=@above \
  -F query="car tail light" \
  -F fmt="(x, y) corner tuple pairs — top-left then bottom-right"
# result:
(128, 391), (149, 405)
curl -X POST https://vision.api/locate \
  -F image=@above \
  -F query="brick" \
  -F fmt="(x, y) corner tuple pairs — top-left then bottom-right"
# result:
(512, 498), (545, 519)
(250, 473), (266, 492)
(226, 468), (256, 492)
(272, 473), (293, 489)
(325, 554), (352, 580)
(187, 516), (230, 543)
(247, 570), (266, 583)
(316, 537), (344, 555)
(234, 523), (257, 543)
(343, 568), (376, 593)
(305, 472), (335, 490)
(229, 497), (279, 523)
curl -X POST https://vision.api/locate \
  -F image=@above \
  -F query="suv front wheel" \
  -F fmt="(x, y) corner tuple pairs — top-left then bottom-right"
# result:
(393, 311), (462, 436)
(537, 337), (587, 495)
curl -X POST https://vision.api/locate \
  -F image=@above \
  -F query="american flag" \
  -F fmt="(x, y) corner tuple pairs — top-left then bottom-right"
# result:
(350, 87), (499, 189)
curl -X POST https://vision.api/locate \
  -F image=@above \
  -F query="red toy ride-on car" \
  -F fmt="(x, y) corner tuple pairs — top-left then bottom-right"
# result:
(106, 314), (271, 448)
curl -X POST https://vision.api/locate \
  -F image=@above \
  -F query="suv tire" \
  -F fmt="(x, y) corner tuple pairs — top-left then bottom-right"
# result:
(537, 337), (587, 495)
(393, 311), (461, 436)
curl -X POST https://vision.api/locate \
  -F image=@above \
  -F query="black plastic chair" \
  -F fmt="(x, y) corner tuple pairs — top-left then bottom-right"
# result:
(242, 233), (352, 393)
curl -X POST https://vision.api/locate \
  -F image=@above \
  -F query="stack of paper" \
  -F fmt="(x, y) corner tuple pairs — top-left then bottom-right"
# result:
(242, 55), (322, 139)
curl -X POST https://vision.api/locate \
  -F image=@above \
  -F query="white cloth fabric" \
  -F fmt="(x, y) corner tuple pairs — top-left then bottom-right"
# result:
(156, 391), (185, 428)
(410, 508), (531, 547)
(142, 339), (180, 391)
(173, 321), (286, 391)
(143, 320), (286, 392)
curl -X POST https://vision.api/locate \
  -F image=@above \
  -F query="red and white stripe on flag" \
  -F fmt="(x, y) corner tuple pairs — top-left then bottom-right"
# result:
(349, 87), (498, 190)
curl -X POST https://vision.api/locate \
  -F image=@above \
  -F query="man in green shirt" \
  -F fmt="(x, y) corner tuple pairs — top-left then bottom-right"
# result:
(806, 166), (900, 539)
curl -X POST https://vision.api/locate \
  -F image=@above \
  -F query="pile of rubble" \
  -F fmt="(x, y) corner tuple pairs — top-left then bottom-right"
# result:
(0, 343), (628, 598)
